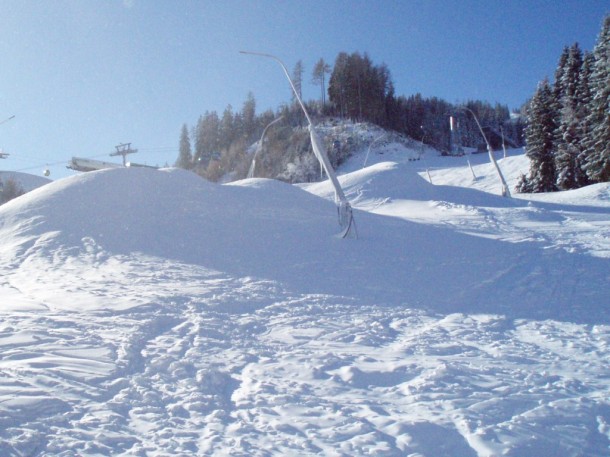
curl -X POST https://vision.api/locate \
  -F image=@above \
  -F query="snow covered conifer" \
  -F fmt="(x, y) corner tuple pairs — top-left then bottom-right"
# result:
(583, 15), (610, 183)
(561, 44), (584, 110)
(553, 46), (570, 103)
(522, 79), (557, 192)
(573, 51), (595, 187)
(554, 43), (584, 190)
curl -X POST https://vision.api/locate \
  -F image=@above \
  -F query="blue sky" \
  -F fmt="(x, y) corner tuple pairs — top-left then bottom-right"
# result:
(1, 0), (608, 179)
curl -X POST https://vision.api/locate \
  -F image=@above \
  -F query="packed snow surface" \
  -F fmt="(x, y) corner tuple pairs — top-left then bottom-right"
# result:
(1, 134), (609, 456)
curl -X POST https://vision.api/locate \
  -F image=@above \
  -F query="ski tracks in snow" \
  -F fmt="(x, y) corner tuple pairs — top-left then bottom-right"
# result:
(1, 156), (609, 456)
(1, 260), (610, 456)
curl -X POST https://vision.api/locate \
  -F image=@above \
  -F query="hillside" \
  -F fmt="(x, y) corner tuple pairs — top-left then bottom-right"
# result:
(0, 170), (51, 197)
(0, 133), (608, 456)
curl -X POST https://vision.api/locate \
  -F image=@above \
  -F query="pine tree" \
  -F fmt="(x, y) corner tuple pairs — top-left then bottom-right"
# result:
(312, 58), (331, 106)
(219, 105), (235, 151)
(241, 92), (257, 141)
(575, 51), (595, 185)
(291, 60), (304, 103)
(175, 123), (193, 169)
(327, 52), (394, 125)
(562, 44), (583, 107)
(583, 15), (610, 183)
(551, 46), (569, 188)
(554, 43), (583, 189)
(328, 52), (349, 117)
(193, 111), (220, 170)
(553, 46), (570, 102)
(554, 131), (579, 189)
(551, 46), (569, 156)
(521, 79), (557, 192)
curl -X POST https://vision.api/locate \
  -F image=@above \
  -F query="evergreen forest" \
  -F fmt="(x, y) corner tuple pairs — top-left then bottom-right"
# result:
(518, 14), (610, 192)
(176, 14), (609, 192)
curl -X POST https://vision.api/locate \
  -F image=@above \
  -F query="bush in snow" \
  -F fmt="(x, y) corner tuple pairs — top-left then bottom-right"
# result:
(0, 178), (25, 205)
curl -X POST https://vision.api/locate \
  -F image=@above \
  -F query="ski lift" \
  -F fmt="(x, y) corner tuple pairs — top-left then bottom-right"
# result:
(240, 50), (357, 238)
(43, 167), (50, 177)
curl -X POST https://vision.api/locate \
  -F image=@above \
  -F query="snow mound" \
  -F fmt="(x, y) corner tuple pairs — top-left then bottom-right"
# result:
(2, 164), (607, 321)
(0, 152), (609, 456)
(308, 160), (522, 209)
(0, 167), (336, 265)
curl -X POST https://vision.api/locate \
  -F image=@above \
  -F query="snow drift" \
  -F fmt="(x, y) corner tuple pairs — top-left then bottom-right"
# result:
(2, 165), (606, 321)
(0, 143), (609, 456)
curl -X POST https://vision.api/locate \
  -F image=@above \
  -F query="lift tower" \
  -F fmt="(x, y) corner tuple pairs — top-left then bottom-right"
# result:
(0, 115), (15, 159)
(110, 143), (138, 166)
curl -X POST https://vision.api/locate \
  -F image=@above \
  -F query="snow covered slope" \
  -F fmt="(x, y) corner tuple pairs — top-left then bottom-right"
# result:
(0, 142), (609, 456)
(0, 170), (51, 192)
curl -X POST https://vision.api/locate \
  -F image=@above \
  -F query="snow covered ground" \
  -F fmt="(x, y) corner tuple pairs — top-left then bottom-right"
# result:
(0, 170), (51, 193)
(0, 134), (609, 456)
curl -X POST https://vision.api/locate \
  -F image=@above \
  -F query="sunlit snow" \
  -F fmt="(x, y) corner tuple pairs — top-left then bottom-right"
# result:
(1, 130), (609, 456)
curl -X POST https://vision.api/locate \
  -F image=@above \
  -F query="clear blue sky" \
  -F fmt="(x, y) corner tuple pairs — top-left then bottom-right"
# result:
(1, 0), (608, 179)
